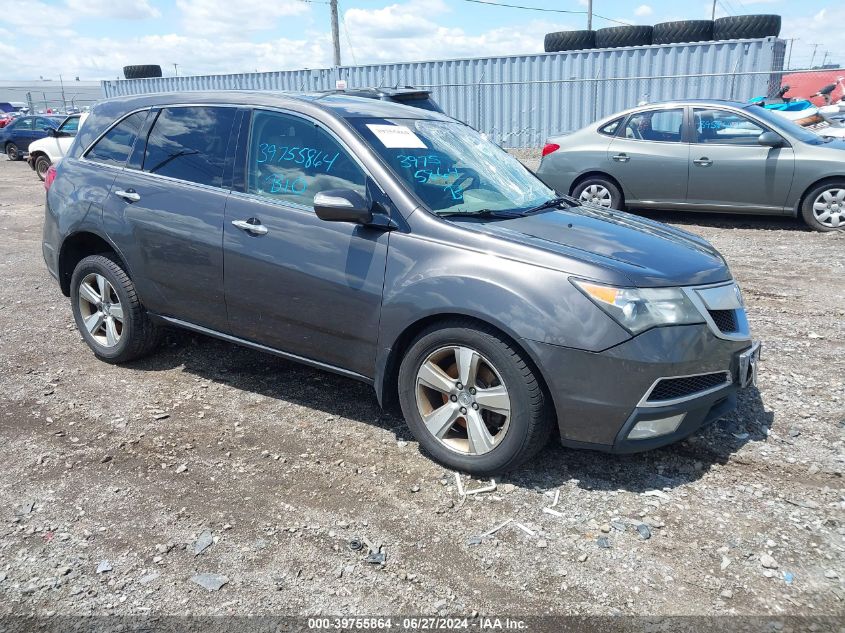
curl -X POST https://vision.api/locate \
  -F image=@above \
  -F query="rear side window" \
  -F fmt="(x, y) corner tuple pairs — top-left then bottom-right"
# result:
(86, 111), (147, 167)
(599, 119), (621, 136)
(246, 110), (366, 208)
(35, 118), (56, 131)
(141, 106), (237, 188)
(13, 118), (33, 131)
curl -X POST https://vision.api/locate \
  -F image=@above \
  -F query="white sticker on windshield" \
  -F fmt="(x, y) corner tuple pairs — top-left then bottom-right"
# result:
(366, 124), (427, 149)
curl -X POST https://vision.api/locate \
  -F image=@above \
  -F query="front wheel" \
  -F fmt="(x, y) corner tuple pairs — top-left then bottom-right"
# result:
(572, 176), (624, 210)
(398, 321), (552, 474)
(34, 155), (51, 181)
(801, 181), (845, 231)
(70, 254), (161, 363)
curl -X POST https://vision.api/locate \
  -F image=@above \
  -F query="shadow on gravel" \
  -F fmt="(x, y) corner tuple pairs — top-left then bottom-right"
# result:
(131, 330), (773, 493)
(637, 209), (808, 232)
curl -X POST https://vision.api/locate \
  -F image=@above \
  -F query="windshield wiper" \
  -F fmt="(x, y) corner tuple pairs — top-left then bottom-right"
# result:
(519, 196), (576, 215)
(437, 209), (522, 219)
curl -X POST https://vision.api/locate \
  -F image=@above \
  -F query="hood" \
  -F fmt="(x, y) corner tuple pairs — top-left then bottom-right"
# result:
(457, 206), (732, 287)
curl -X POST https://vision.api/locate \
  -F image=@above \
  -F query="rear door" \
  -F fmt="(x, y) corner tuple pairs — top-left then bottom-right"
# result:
(10, 117), (38, 149)
(605, 107), (690, 205)
(102, 105), (239, 332)
(685, 107), (795, 212)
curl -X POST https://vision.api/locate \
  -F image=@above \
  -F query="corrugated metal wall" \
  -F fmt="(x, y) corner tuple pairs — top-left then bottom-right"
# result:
(102, 37), (785, 147)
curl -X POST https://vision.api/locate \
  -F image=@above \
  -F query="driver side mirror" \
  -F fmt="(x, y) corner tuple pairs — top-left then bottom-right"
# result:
(46, 127), (57, 137)
(758, 131), (783, 148)
(314, 189), (373, 224)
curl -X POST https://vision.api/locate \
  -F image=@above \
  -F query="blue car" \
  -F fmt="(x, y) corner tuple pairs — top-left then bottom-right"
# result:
(1, 115), (63, 161)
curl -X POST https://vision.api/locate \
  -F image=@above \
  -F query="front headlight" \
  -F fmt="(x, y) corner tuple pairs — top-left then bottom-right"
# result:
(573, 280), (704, 334)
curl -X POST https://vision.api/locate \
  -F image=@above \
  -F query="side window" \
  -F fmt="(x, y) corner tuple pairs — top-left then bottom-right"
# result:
(694, 108), (765, 145)
(142, 106), (237, 188)
(598, 118), (621, 136)
(623, 109), (684, 142)
(85, 111), (147, 167)
(246, 110), (366, 208)
(14, 118), (34, 131)
(35, 118), (55, 131)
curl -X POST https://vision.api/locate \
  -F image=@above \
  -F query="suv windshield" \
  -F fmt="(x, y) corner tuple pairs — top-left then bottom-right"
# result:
(352, 118), (555, 215)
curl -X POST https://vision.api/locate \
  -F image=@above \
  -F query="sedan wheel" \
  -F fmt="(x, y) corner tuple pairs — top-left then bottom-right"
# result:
(77, 273), (124, 348)
(811, 188), (845, 229)
(6, 143), (19, 161)
(578, 184), (613, 208)
(415, 345), (511, 455)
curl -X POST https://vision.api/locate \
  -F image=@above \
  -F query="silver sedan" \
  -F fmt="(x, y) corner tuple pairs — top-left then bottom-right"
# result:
(536, 99), (845, 231)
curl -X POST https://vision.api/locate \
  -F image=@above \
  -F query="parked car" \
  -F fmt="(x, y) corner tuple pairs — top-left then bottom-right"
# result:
(43, 91), (759, 474)
(0, 112), (13, 128)
(26, 113), (87, 180)
(319, 86), (444, 113)
(1, 115), (63, 160)
(537, 100), (845, 231)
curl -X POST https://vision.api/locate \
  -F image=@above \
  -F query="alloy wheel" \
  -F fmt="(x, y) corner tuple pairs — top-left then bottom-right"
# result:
(77, 273), (124, 347)
(414, 345), (511, 455)
(579, 184), (613, 208)
(812, 188), (845, 228)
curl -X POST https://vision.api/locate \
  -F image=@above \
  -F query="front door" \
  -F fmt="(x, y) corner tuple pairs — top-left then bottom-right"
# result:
(223, 109), (389, 378)
(605, 107), (690, 205)
(685, 107), (795, 212)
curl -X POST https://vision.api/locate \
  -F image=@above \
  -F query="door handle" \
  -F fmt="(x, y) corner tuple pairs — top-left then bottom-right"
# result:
(693, 157), (713, 167)
(114, 189), (140, 202)
(231, 219), (269, 236)
(611, 153), (630, 162)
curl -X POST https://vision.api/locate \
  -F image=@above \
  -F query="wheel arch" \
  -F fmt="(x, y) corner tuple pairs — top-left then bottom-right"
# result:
(375, 312), (554, 421)
(58, 231), (130, 297)
(794, 175), (845, 215)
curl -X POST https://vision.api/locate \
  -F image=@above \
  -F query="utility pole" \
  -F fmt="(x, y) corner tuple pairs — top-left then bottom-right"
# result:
(785, 38), (798, 70)
(821, 51), (829, 67)
(173, 63), (179, 76)
(59, 74), (67, 113)
(586, 0), (592, 30)
(711, 0), (717, 20)
(809, 43), (819, 68)
(330, 0), (341, 67)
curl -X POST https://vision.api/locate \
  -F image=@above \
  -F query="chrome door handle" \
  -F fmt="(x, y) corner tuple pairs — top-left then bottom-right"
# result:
(114, 189), (140, 202)
(231, 219), (268, 235)
(693, 158), (713, 167)
(611, 153), (630, 162)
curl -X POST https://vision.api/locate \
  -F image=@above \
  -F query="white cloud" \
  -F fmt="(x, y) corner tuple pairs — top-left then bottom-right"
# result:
(175, 0), (309, 37)
(2, 0), (75, 37)
(634, 4), (653, 17)
(65, 0), (161, 19)
(781, 7), (844, 68)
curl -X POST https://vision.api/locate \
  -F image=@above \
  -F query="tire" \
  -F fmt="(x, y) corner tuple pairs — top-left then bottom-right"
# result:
(70, 254), (161, 363)
(713, 15), (781, 41)
(544, 30), (595, 52)
(572, 176), (624, 210)
(6, 142), (20, 161)
(595, 25), (653, 49)
(123, 65), (162, 80)
(800, 181), (845, 232)
(652, 20), (714, 45)
(34, 154), (51, 181)
(398, 320), (552, 475)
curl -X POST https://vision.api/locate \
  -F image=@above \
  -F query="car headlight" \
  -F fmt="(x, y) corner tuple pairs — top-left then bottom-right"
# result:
(572, 280), (704, 334)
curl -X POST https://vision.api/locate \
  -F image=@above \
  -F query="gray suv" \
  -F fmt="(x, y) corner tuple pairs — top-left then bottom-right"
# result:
(42, 91), (759, 474)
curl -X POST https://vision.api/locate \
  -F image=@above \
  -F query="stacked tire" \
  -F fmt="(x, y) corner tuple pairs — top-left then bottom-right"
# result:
(543, 14), (781, 53)
(123, 65), (162, 80)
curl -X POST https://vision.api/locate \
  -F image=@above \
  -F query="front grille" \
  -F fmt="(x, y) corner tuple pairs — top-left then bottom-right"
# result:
(708, 309), (738, 333)
(647, 372), (729, 402)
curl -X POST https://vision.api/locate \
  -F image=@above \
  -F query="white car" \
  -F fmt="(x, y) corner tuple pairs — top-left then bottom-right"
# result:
(26, 113), (87, 181)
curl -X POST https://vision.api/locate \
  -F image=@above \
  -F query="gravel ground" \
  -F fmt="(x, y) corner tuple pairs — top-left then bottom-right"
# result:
(0, 155), (843, 621)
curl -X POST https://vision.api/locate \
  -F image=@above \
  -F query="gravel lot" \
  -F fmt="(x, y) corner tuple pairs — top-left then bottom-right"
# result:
(0, 154), (843, 621)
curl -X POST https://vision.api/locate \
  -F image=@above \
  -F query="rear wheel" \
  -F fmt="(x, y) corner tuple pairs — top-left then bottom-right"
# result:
(34, 155), (51, 181)
(572, 176), (624, 210)
(801, 181), (845, 231)
(398, 321), (552, 474)
(6, 142), (20, 161)
(70, 254), (161, 363)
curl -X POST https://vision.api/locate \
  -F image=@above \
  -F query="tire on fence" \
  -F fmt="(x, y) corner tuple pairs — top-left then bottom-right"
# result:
(595, 25), (653, 49)
(544, 30), (596, 52)
(652, 20), (714, 45)
(713, 15), (781, 41)
(123, 65), (163, 80)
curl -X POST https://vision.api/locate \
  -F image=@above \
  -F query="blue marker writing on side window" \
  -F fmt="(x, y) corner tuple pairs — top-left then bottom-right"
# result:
(265, 174), (308, 195)
(257, 143), (339, 172)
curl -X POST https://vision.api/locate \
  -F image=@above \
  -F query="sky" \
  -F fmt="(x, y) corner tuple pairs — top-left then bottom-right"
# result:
(0, 0), (839, 80)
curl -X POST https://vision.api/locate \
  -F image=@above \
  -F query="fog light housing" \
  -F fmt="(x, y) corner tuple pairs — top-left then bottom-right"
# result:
(627, 413), (686, 440)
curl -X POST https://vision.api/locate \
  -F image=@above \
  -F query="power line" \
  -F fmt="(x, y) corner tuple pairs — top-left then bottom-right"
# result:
(339, 1), (357, 66)
(460, 0), (631, 26)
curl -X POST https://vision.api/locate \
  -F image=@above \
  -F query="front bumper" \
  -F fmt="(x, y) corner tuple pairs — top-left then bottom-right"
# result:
(522, 324), (757, 452)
